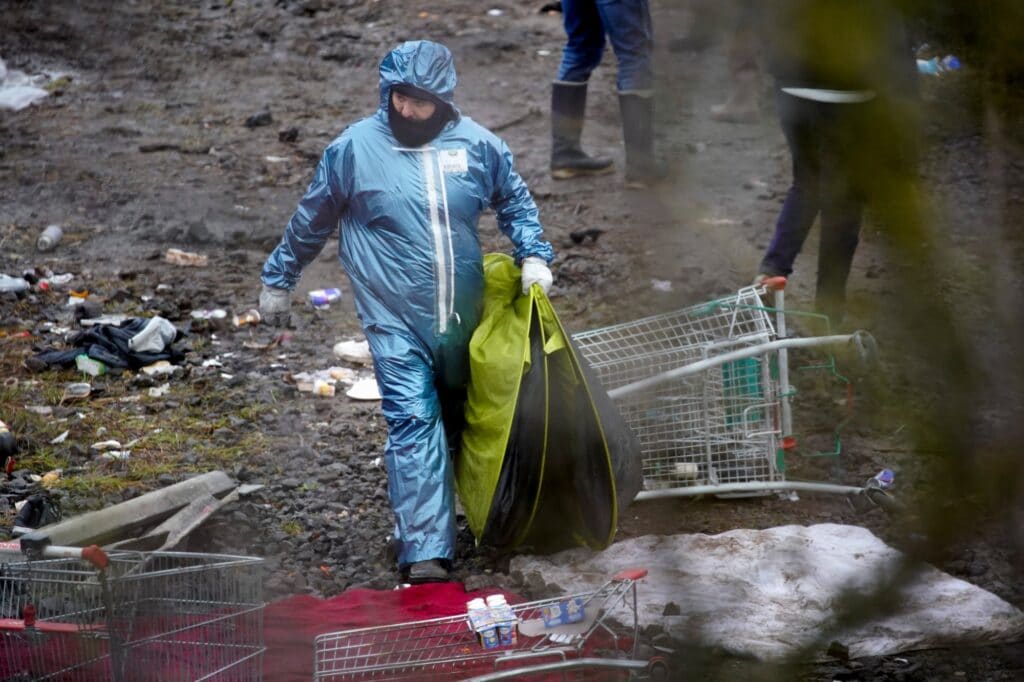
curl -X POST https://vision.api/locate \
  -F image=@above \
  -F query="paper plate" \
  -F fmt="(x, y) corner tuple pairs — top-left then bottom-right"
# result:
(346, 378), (381, 401)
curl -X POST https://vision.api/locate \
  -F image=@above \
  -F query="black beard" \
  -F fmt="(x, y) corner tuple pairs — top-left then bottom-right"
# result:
(388, 99), (452, 147)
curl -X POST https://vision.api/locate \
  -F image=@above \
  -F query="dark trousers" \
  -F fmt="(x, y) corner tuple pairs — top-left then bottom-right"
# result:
(760, 92), (871, 319)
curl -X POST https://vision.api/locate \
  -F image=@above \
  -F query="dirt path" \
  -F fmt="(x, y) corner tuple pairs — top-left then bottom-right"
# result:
(2, 1), (1022, 679)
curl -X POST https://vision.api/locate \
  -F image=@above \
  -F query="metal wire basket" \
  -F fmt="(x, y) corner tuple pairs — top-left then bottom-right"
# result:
(313, 568), (663, 681)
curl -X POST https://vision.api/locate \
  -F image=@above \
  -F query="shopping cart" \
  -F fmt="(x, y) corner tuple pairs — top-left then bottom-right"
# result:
(313, 568), (668, 681)
(0, 539), (265, 681)
(571, 277), (879, 500)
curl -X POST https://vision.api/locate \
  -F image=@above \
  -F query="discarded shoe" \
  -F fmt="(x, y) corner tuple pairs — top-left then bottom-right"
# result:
(407, 559), (450, 584)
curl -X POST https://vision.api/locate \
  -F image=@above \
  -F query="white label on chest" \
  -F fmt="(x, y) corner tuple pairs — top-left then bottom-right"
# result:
(439, 148), (468, 173)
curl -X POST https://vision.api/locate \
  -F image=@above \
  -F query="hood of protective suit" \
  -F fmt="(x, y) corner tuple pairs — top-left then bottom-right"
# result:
(378, 40), (460, 117)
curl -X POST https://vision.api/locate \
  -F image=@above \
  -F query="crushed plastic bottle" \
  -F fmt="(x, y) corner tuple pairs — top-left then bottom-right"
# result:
(916, 55), (961, 76)
(36, 224), (64, 252)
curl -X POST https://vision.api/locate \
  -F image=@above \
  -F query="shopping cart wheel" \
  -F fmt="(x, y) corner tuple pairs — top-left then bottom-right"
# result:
(865, 487), (905, 515)
(646, 656), (670, 681)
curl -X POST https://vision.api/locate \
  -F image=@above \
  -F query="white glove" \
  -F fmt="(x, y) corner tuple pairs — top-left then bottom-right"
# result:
(520, 256), (553, 295)
(259, 285), (292, 327)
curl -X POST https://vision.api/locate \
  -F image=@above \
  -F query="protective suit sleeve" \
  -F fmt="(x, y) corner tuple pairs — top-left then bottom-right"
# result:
(261, 142), (348, 290)
(488, 139), (555, 265)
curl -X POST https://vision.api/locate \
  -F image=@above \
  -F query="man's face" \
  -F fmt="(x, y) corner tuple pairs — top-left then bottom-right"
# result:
(391, 90), (438, 121)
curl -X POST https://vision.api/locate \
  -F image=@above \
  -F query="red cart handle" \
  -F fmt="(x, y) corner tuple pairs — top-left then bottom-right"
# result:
(761, 276), (787, 291)
(612, 567), (648, 582)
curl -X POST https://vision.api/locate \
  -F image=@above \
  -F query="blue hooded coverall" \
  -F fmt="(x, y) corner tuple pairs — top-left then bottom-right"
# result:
(261, 41), (555, 569)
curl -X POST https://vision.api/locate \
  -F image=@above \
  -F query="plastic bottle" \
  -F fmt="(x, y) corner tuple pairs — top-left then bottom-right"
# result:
(36, 225), (63, 252)
(75, 354), (107, 377)
(0, 274), (30, 293)
(916, 55), (961, 76)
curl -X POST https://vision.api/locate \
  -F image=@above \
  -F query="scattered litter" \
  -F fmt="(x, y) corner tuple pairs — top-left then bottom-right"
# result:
(233, 309), (261, 327)
(127, 316), (177, 352)
(37, 273), (74, 290)
(98, 450), (131, 463)
(24, 405), (52, 416)
(332, 339), (373, 365)
(80, 314), (130, 327)
(537, 50), (552, 57)
(12, 491), (61, 529)
(67, 290), (89, 305)
(292, 366), (357, 393)
(50, 430), (70, 444)
(75, 354), (107, 376)
(148, 383), (170, 398)
(346, 378), (382, 401)
(191, 308), (227, 321)
(265, 155), (289, 163)
(91, 440), (123, 452)
(569, 227), (604, 245)
(202, 358), (224, 368)
(62, 382), (92, 402)
(309, 288), (342, 308)
(164, 248), (208, 267)
(700, 217), (741, 226)
(313, 380), (336, 397)
(41, 470), (61, 487)
(141, 360), (177, 376)
(650, 279), (673, 292)
(487, 8), (503, 16)
(245, 110), (273, 128)
(0, 274), (30, 293)
(36, 224), (63, 252)
(0, 56), (52, 111)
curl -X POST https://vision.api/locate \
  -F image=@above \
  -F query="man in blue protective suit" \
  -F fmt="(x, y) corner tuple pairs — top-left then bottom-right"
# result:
(259, 41), (555, 584)
(551, 0), (662, 188)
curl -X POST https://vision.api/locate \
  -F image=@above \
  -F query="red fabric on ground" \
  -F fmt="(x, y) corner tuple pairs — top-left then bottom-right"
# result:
(263, 582), (520, 682)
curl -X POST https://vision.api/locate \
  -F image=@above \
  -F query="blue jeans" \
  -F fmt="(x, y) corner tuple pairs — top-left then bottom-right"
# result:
(556, 0), (654, 92)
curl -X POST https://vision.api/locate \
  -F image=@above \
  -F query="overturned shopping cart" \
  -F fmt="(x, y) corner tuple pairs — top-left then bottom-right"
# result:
(314, 568), (667, 681)
(0, 540), (265, 681)
(571, 277), (880, 500)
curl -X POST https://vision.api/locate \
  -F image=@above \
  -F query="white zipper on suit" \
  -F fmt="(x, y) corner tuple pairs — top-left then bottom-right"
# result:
(403, 147), (455, 335)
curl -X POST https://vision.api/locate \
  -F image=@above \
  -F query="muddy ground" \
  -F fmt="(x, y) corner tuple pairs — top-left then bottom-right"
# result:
(1, 1), (1022, 679)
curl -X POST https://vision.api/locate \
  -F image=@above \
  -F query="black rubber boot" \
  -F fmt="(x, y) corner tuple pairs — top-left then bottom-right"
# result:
(406, 559), (450, 584)
(619, 93), (667, 189)
(551, 81), (614, 179)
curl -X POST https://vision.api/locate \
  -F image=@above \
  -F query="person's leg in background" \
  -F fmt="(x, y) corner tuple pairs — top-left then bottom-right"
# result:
(367, 328), (456, 583)
(815, 103), (870, 325)
(710, 0), (762, 123)
(758, 94), (824, 280)
(598, 0), (662, 187)
(551, 0), (614, 179)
